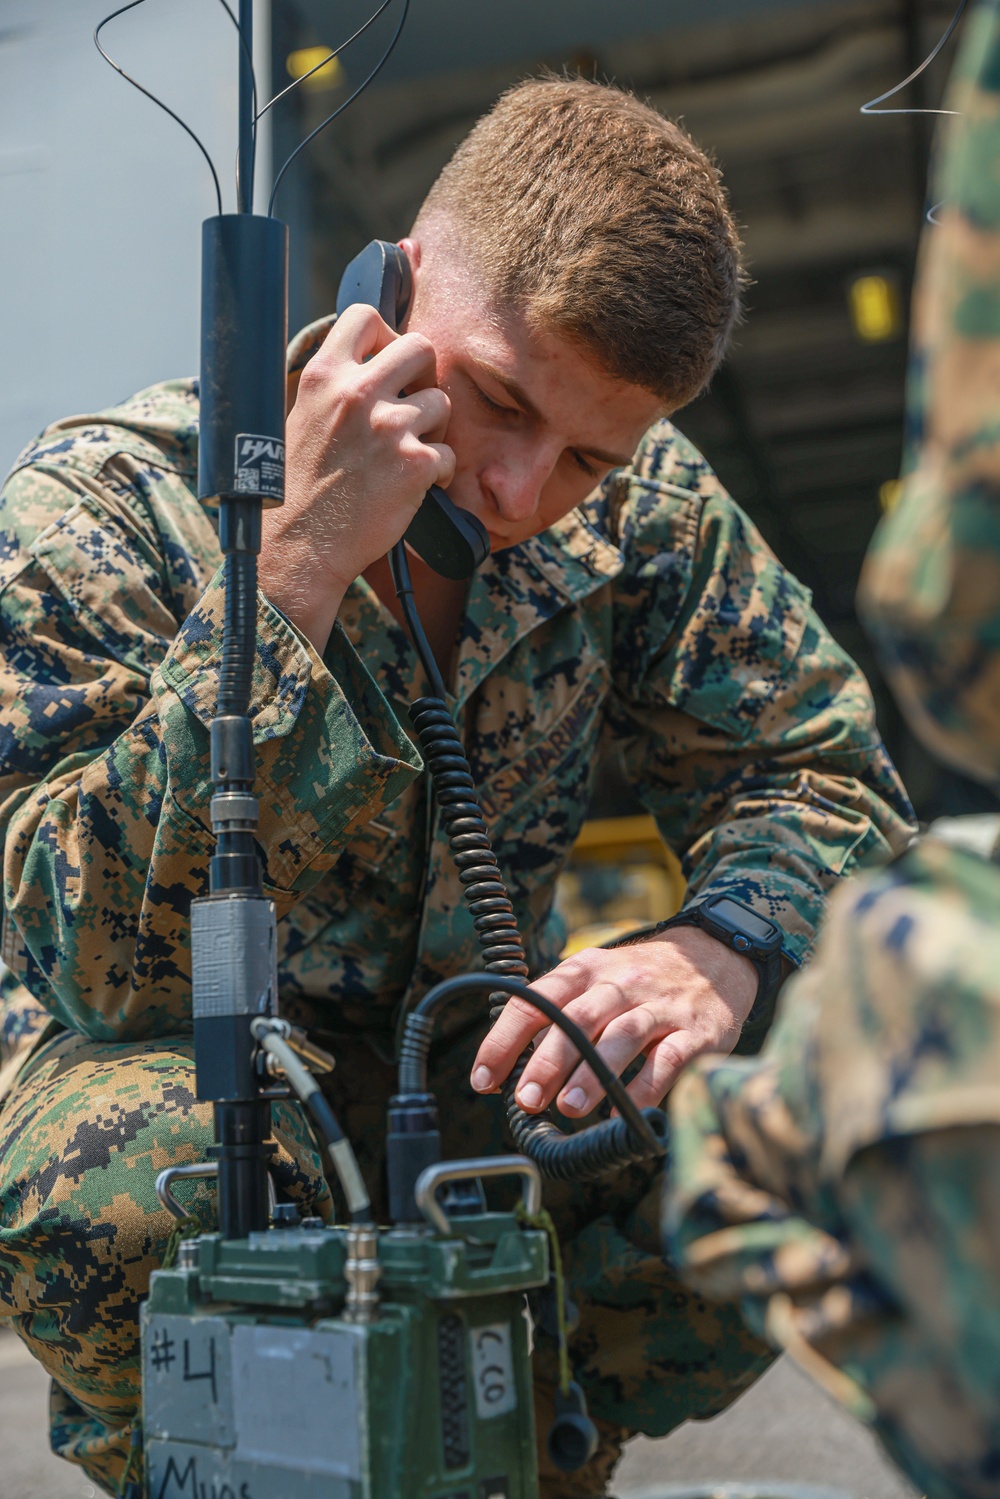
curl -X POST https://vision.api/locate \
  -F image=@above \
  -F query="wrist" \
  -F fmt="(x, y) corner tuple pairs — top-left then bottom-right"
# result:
(651, 894), (787, 1049)
(259, 512), (351, 654)
(649, 924), (757, 1014)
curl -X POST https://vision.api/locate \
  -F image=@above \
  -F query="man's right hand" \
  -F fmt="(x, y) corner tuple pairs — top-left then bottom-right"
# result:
(259, 305), (455, 653)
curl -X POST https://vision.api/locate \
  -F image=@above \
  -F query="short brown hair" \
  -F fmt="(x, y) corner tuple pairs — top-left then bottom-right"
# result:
(414, 77), (745, 409)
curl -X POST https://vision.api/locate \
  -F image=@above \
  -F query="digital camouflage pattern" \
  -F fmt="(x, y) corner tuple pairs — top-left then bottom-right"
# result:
(669, 8), (1000, 1498)
(858, 0), (1000, 786)
(667, 836), (1000, 1499)
(0, 1029), (332, 1495)
(0, 317), (912, 1492)
(0, 319), (913, 1045)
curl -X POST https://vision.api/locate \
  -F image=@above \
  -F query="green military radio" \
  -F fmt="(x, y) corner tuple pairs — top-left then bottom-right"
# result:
(142, 1159), (548, 1499)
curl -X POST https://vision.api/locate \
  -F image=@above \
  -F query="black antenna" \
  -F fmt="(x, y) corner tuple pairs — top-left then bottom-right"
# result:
(255, 0), (395, 122)
(95, 0), (223, 215)
(213, 0), (259, 207)
(268, 0), (411, 217)
(96, 0), (261, 213)
(236, 0), (255, 212)
(191, 0), (288, 1241)
(94, 0), (415, 1245)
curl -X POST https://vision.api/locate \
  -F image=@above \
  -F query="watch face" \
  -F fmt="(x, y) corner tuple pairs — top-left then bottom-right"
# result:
(704, 896), (780, 949)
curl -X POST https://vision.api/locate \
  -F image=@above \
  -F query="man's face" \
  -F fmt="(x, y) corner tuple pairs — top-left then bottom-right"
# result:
(401, 232), (665, 552)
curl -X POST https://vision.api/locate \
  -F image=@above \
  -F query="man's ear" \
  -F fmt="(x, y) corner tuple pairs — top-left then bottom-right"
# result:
(397, 237), (421, 330)
(398, 236), (421, 271)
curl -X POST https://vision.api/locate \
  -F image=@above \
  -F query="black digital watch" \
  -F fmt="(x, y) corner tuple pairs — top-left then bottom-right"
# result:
(654, 893), (786, 1052)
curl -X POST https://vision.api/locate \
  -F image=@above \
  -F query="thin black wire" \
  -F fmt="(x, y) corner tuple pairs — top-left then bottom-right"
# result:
(95, 0), (223, 216)
(255, 0), (396, 121)
(410, 974), (665, 1155)
(268, 0), (411, 217)
(390, 542), (448, 700)
(861, 0), (969, 223)
(213, 0), (259, 211)
(860, 0), (968, 115)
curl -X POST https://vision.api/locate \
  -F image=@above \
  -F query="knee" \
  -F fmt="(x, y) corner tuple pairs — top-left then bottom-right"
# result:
(0, 1033), (214, 1325)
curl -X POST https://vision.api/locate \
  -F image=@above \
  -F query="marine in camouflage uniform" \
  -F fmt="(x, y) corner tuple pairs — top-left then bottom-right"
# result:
(0, 306), (912, 1494)
(667, 6), (1000, 1496)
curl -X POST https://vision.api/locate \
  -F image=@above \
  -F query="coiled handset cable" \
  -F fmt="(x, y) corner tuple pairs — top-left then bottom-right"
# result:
(389, 540), (668, 1181)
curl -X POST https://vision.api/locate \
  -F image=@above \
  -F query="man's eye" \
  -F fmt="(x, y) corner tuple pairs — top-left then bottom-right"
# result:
(471, 384), (517, 418)
(571, 450), (599, 478)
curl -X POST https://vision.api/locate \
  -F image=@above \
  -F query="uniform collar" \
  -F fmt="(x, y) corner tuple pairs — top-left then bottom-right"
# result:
(454, 505), (622, 706)
(337, 505), (623, 712)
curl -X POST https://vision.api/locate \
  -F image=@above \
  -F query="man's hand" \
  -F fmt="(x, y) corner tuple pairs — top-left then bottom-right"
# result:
(470, 926), (757, 1116)
(260, 306), (455, 653)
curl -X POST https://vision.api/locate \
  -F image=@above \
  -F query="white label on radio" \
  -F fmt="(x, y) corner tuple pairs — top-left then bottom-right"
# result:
(470, 1321), (516, 1420)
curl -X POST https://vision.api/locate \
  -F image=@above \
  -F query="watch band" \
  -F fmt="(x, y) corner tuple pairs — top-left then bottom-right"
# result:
(652, 902), (785, 1054)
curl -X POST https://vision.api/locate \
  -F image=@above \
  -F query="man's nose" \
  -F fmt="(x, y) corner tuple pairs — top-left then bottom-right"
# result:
(486, 444), (559, 523)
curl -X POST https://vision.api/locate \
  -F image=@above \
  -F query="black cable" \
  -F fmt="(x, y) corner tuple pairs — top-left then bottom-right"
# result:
(390, 543), (448, 699)
(268, 0), (411, 217)
(95, 0), (223, 217)
(406, 975), (663, 1151)
(860, 0), (968, 115)
(408, 689), (531, 986)
(255, 0), (396, 122)
(399, 975), (668, 1182)
(389, 550), (668, 1179)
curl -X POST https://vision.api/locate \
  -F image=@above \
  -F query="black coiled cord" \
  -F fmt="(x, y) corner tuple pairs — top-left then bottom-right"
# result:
(398, 975), (668, 1179)
(390, 542), (668, 1181)
(408, 695), (529, 983)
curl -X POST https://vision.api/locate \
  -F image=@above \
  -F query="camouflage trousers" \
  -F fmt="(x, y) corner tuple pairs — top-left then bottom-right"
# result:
(0, 997), (770, 1498)
(668, 836), (1000, 1499)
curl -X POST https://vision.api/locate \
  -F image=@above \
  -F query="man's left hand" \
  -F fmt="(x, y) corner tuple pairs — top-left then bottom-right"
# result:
(469, 926), (757, 1116)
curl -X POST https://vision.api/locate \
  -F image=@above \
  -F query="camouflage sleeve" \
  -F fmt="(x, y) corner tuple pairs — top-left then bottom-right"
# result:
(665, 838), (1000, 1469)
(858, 0), (1000, 784)
(667, 835), (1000, 1289)
(609, 423), (915, 965)
(0, 463), (420, 1041)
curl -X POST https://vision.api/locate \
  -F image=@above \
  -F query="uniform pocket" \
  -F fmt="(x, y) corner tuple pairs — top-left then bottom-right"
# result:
(31, 495), (177, 677)
(477, 671), (607, 826)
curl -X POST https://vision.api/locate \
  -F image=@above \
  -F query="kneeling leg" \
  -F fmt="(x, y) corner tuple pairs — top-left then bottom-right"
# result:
(0, 1030), (329, 1494)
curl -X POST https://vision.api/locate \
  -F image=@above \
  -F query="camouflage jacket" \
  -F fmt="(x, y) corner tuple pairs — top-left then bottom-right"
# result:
(0, 332), (914, 1048)
(665, 833), (1000, 1499)
(859, 0), (1000, 786)
(667, 831), (1000, 1293)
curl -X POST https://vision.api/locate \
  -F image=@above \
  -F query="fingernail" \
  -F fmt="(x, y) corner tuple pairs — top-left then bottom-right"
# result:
(564, 1087), (587, 1111)
(472, 1066), (493, 1092)
(518, 1082), (543, 1109)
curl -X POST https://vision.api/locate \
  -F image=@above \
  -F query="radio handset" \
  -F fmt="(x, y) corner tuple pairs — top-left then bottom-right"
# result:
(335, 240), (490, 581)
